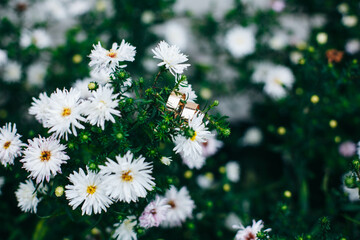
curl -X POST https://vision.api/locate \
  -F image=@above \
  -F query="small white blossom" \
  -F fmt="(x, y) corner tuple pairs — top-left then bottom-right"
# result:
(82, 86), (120, 130)
(342, 15), (358, 27)
(3, 61), (21, 83)
(26, 62), (47, 88)
(234, 220), (271, 240)
(29, 92), (51, 125)
(0, 123), (24, 166)
(20, 29), (52, 49)
(99, 151), (155, 203)
(152, 40), (190, 76)
(65, 168), (113, 215)
(21, 135), (69, 183)
(89, 40), (136, 73)
(113, 216), (138, 240)
(139, 196), (170, 228)
(225, 26), (255, 58)
(160, 156), (172, 166)
(173, 113), (213, 169)
(15, 180), (41, 213)
(225, 161), (241, 183)
(161, 186), (195, 227)
(45, 88), (86, 140)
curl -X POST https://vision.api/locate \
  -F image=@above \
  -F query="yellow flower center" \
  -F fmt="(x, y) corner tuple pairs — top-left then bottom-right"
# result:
(274, 78), (282, 85)
(62, 108), (71, 117)
(107, 50), (117, 58)
(40, 151), (51, 161)
(86, 185), (97, 195)
(190, 131), (197, 141)
(121, 170), (133, 182)
(3, 141), (11, 149)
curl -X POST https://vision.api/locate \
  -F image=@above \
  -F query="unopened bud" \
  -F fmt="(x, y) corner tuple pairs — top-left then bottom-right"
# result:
(55, 186), (64, 197)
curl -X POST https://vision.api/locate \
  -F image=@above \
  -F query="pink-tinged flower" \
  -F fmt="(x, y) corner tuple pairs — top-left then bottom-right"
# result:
(339, 141), (356, 157)
(272, 1), (285, 12)
(139, 196), (170, 228)
(234, 219), (271, 240)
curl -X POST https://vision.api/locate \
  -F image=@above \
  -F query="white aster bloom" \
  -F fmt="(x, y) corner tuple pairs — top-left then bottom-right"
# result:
(82, 86), (120, 130)
(162, 186), (195, 227)
(113, 216), (138, 240)
(3, 61), (21, 83)
(225, 26), (255, 58)
(173, 113), (213, 169)
(0, 49), (8, 67)
(65, 168), (113, 215)
(29, 92), (51, 125)
(89, 40), (136, 73)
(0, 123), (24, 166)
(345, 39), (360, 54)
(225, 212), (242, 231)
(21, 135), (69, 183)
(178, 80), (197, 102)
(201, 133), (223, 158)
(20, 29), (52, 49)
(289, 51), (303, 64)
(45, 88), (85, 140)
(263, 65), (295, 99)
(26, 62), (47, 88)
(251, 62), (273, 83)
(342, 15), (358, 27)
(196, 173), (214, 189)
(152, 41), (190, 76)
(99, 151), (155, 203)
(225, 161), (241, 183)
(234, 220), (271, 240)
(139, 196), (170, 228)
(160, 156), (172, 166)
(268, 30), (288, 50)
(241, 127), (262, 146)
(72, 78), (93, 99)
(15, 180), (41, 213)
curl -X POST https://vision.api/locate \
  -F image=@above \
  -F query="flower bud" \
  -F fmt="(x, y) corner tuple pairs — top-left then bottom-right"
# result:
(55, 186), (64, 197)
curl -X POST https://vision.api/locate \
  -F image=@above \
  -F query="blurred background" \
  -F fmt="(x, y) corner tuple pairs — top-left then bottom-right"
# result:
(0, 0), (360, 239)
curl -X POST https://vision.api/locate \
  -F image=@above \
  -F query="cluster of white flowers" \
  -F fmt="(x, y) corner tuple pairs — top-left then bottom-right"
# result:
(173, 113), (214, 169)
(29, 85), (120, 139)
(252, 62), (295, 99)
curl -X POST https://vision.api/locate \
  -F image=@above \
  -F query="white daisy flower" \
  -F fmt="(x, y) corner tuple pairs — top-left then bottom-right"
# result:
(201, 133), (223, 158)
(196, 173), (214, 189)
(15, 180), (41, 213)
(45, 88), (86, 140)
(160, 156), (172, 166)
(152, 40), (190, 76)
(112, 216), (138, 240)
(0, 123), (24, 166)
(225, 26), (255, 58)
(3, 61), (21, 83)
(263, 65), (294, 99)
(99, 151), (155, 203)
(178, 80), (197, 102)
(181, 152), (206, 169)
(225, 161), (241, 183)
(82, 85), (120, 130)
(65, 168), (113, 215)
(29, 92), (51, 126)
(173, 113), (213, 168)
(20, 29), (52, 49)
(162, 186), (195, 227)
(241, 127), (262, 146)
(21, 135), (69, 183)
(252, 63), (295, 99)
(234, 219), (271, 240)
(89, 40), (136, 73)
(26, 61), (47, 88)
(139, 196), (170, 228)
